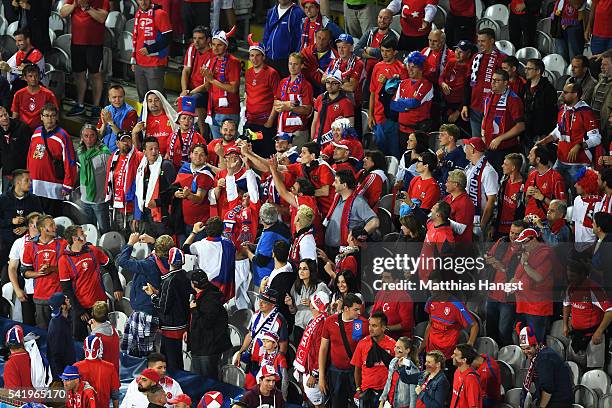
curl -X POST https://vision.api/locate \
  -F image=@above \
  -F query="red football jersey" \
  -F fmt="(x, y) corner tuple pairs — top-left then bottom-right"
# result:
(565, 278), (612, 330)
(245, 65), (281, 126)
(425, 298), (473, 359)
(146, 112), (174, 156)
(364, 31), (386, 76)
(276, 75), (314, 133)
(75, 359), (120, 408)
(421, 47), (456, 84)
(524, 168), (566, 219)
(11, 86), (59, 130)
(287, 162), (336, 215)
(58, 245), (110, 309)
(370, 60), (409, 124)
(22, 238), (67, 301)
(372, 290), (414, 338)
(514, 245), (554, 316)
(444, 192), (475, 242)
(399, 0), (438, 37)
(165, 131), (206, 169)
(65, 0), (109, 45)
(322, 315), (369, 370)
(477, 354), (501, 404)
(439, 60), (470, 105)
(451, 367), (482, 408)
(407, 176), (440, 210)
(174, 167), (215, 225)
(133, 7), (172, 67)
(394, 78), (434, 133)
(481, 90), (524, 149)
(351, 335), (396, 390)
(184, 45), (213, 89)
(207, 54), (241, 115)
(497, 178), (524, 234)
(312, 94), (355, 140)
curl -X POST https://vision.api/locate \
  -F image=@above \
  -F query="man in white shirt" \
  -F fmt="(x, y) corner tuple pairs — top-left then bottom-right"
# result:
(119, 353), (182, 408)
(572, 167), (600, 252)
(464, 137), (499, 240)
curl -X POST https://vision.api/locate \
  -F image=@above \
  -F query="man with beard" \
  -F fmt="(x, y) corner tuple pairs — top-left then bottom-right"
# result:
(450, 344), (481, 408)
(311, 70), (355, 143)
(120, 354), (183, 408)
(523, 145), (566, 220)
(207, 118), (237, 167)
(300, 28), (339, 96)
(244, 35), (281, 158)
(132, 90), (178, 154)
(0, 28), (45, 94)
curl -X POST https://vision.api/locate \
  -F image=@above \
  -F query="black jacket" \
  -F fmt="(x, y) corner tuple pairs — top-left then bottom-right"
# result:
(15, 1), (52, 53)
(151, 268), (191, 334)
(0, 189), (43, 242)
(47, 314), (76, 380)
(188, 282), (232, 356)
(0, 118), (32, 174)
(523, 77), (559, 139)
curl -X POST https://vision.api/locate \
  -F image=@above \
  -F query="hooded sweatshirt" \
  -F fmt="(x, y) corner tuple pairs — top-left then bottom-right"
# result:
(91, 321), (120, 374)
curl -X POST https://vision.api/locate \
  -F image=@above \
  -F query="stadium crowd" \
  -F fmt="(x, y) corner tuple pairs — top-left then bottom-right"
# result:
(0, 0), (611, 406)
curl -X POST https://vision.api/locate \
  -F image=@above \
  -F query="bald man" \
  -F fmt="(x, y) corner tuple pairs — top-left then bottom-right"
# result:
(421, 30), (456, 84)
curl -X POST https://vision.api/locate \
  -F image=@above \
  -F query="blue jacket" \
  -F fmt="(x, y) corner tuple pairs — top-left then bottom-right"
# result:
(300, 16), (344, 44)
(399, 369), (450, 408)
(262, 4), (305, 60)
(252, 222), (291, 287)
(117, 244), (164, 315)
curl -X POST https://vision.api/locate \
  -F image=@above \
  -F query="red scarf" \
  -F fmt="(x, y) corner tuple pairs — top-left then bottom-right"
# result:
(325, 191), (358, 246)
(168, 128), (196, 164)
(582, 194), (602, 228)
(294, 311), (327, 374)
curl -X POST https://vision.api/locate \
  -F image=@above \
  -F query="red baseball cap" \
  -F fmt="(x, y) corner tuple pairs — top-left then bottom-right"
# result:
(139, 368), (161, 383)
(224, 145), (241, 156)
(515, 228), (539, 243)
(332, 139), (352, 156)
(301, 0), (320, 5)
(168, 394), (192, 405)
(465, 137), (486, 152)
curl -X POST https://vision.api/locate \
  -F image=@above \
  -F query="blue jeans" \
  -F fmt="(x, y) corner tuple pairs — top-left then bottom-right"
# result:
(374, 120), (400, 158)
(82, 201), (111, 234)
(486, 300), (516, 347)
(553, 160), (584, 198)
(591, 35), (612, 55)
(520, 314), (549, 344)
(470, 109), (484, 138)
(555, 24), (585, 64)
(210, 113), (240, 140)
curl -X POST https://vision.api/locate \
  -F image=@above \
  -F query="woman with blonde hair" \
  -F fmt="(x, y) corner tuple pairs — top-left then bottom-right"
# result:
(398, 349), (450, 408)
(379, 337), (420, 408)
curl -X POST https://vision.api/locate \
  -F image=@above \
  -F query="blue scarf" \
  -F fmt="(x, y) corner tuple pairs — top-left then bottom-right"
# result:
(103, 103), (134, 152)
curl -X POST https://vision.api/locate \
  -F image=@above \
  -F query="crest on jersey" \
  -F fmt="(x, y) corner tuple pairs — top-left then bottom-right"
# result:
(444, 307), (450, 315)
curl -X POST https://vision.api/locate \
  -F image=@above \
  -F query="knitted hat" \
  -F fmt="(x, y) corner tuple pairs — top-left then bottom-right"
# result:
(257, 364), (281, 382)
(516, 322), (538, 347)
(84, 335), (104, 360)
(310, 291), (330, 312)
(261, 331), (280, 344)
(574, 167), (600, 195)
(5, 325), (23, 346)
(169, 247), (185, 266)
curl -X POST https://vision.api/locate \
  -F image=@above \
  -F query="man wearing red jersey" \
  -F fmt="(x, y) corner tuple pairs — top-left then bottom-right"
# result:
(312, 70), (355, 143)
(372, 271), (414, 338)
(60, 0), (109, 118)
(173, 144), (215, 236)
(274, 53), (314, 149)
(61, 366), (97, 408)
(421, 30), (455, 85)
(11, 64), (58, 131)
(391, 51), (434, 151)
(563, 259), (612, 360)
(59, 225), (121, 339)
(461, 28), (506, 137)
(132, 90), (178, 154)
(472, 353), (501, 407)
(444, 169), (475, 242)
(439, 40), (473, 127)
(538, 82), (602, 194)
(502, 56), (526, 98)
(244, 35), (281, 158)
(418, 292), (478, 361)
(352, 312), (396, 408)
(105, 133), (143, 234)
(181, 26), (213, 137)
(331, 139), (359, 178)
(27, 103), (77, 216)
(3, 325), (33, 388)
(406, 151), (440, 211)
(202, 28), (241, 140)
(319, 294), (369, 408)
(326, 34), (364, 125)
(2, 29), (45, 93)
(300, 28), (339, 96)
(165, 96), (206, 170)
(368, 36), (408, 158)
(481, 69), (525, 173)
(75, 335), (120, 408)
(130, 0), (172, 100)
(586, 0), (612, 54)
(493, 153), (525, 239)
(207, 118), (237, 167)
(512, 228), (555, 342)
(386, 0), (437, 52)
(524, 145), (566, 219)
(300, 0), (343, 50)
(22, 215), (67, 328)
(419, 201), (456, 282)
(450, 344), (482, 408)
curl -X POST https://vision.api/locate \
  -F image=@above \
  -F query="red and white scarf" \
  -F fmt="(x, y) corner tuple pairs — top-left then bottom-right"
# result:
(301, 15), (322, 49)
(471, 47), (499, 87)
(324, 190), (358, 246)
(105, 147), (138, 209)
(482, 87), (511, 138)
(168, 128), (196, 164)
(294, 311), (327, 374)
(581, 194), (602, 228)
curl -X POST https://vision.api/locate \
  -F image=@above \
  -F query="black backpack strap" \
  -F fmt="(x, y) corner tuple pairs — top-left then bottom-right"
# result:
(337, 313), (355, 359)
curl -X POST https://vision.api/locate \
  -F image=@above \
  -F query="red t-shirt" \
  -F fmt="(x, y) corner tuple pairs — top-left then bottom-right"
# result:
(74, 359), (120, 408)
(425, 298), (473, 359)
(66, 0), (110, 45)
(439, 60), (470, 105)
(364, 31), (386, 76)
(451, 367), (481, 408)
(165, 131), (206, 169)
(11, 86), (59, 130)
(3, 351), (33, 388)
(481, 90), (524, 149)
(514, 245), (554, 316)
(553, 104), (600, 164)
(421, 48), (456, 84)
(565, 278), (612, 330)
(245, 65), (280, 125)
(407, 176), (440, 210)
(146, 112), (174, 156)
(370, 60), (409, 124)
(15, 48), (43, 66)
(208, 54), (241, 115)
(444, 192), (475, 242)
(524, 168), (566, 219)
(184, 45), (213, 89)
(321, 315), (369, 370)
(508, 76), (526, 96)
(350, 335), (396, 391)
(449, 0), (475, 16)
(373, 291), (414, 338)
(497, 178), (524, 234)
(175, 167), (215, 225)
(313, 94), (355, 140)
(58, 246), (110, 309)
(477, 355), (501, 404)
(287, 162), (336, 215)
(133, 7), (172, 67)
(22, 238), (67, 301)
(276, 75), (314, 133)
(96, 330), (120, 374)
(592, 0), (612, 38)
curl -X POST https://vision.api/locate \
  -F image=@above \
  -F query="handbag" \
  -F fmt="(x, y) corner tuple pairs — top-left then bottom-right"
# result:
(42, 135), (65, 180)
